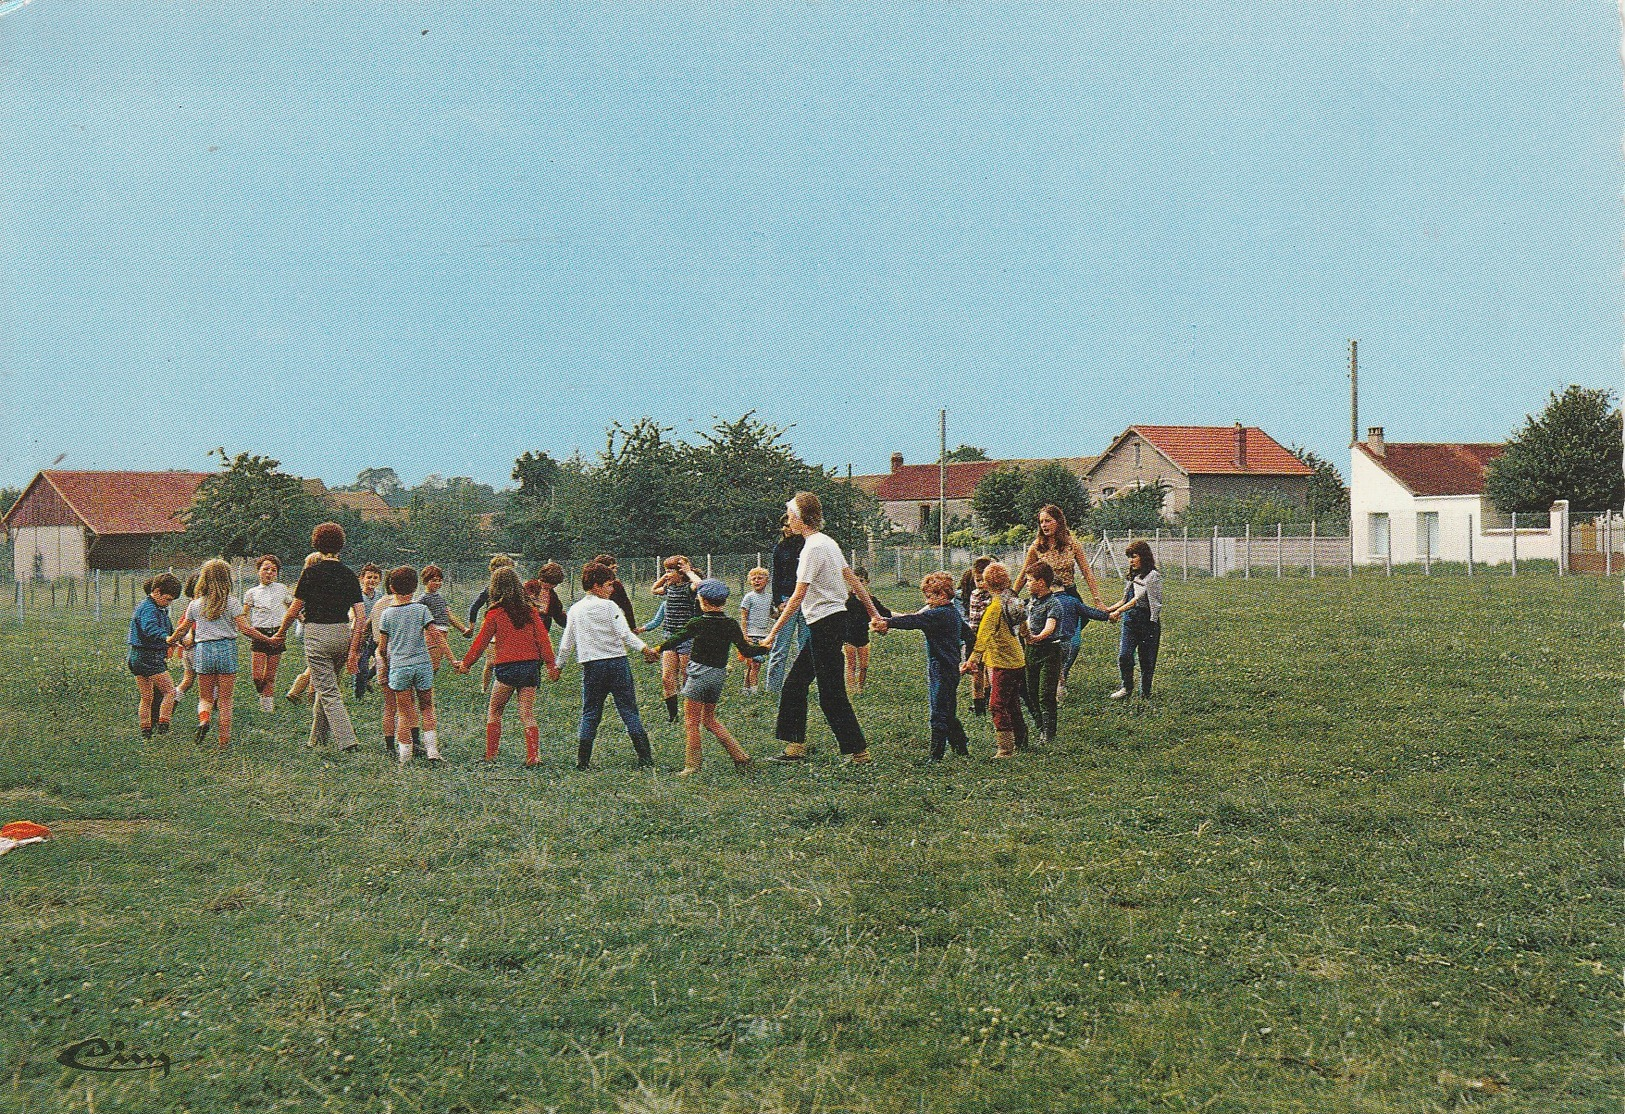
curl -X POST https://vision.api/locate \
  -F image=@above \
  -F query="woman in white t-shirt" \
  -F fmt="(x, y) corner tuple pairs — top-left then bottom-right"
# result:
(242, 554), (296, 714)
(761, 492), (882, 765)
(167, 558), (281, 748)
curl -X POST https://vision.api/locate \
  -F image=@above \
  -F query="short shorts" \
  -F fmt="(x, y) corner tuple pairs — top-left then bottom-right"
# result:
(680, 661), (727, 705)
(126, 647), (169, 678)
(194, 639), (238, 676)
(661, 637), (693, 657)
(493, 660), (541, 690)
(389, 661), (435, 693)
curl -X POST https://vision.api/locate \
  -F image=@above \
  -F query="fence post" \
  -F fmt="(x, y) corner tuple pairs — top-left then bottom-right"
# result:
(1510, 512), (1517, 576)
(93, 569), (101, 622)
(1243, 523), (1250, 580)
(1309, 520), (1317, 578)
(706, 554), (712, 578)
(1276, 523), (1283, 578)
(895, 547), (903, 586)
(1466, 516), (1474, 576)
(1182, 527), (1189, 581)
(14, 580), (21, 621)
(1385, 542), (1392, 577)
(1347, 529), (1354, 577)
(1606, 516), (1612, 577)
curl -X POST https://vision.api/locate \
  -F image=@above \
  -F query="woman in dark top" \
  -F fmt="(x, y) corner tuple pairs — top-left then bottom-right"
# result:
(272, 522), (367, 751)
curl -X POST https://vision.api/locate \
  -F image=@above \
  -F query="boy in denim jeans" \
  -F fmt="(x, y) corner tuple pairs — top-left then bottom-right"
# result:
(556, 562), (654, 770)
(870, 572), (970, 762)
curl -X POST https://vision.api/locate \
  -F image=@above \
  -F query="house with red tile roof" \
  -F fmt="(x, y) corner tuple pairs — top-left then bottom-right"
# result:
(2, 470), (210, 578)
(848, 452), (1097, 533)
(1082, 424), (1313, 517)
(1350, 426), (1566, 566)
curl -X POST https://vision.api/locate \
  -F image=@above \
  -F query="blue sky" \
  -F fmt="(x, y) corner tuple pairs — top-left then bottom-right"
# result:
(1, 3), (1618, 491)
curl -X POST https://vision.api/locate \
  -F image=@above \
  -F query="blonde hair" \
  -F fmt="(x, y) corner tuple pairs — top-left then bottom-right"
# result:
(748, 566), (769, 581)
(489, 554), (516, 572)
(921, 571), (955, 598)
(196, 558), (233, 622)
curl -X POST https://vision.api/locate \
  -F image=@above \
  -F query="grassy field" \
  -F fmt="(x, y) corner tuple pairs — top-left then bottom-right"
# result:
(0, 572), (1617, 1113)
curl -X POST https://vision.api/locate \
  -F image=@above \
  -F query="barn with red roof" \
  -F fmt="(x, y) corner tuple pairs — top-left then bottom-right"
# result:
(1083, 423), (1314, 517)
(1, 470), (209, 578)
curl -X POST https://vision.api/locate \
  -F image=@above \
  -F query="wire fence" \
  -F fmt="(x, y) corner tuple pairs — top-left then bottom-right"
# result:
(8, 515), (1617, 626)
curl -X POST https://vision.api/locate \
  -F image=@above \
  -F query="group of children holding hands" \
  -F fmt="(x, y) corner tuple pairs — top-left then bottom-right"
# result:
(125, 506), (1164, 772)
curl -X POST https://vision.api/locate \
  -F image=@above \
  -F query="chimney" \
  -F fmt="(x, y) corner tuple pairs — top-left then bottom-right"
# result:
(890, 452), (904, 472)
(1233, 422), (1247, 469)
(1367, 426), (1384, 458)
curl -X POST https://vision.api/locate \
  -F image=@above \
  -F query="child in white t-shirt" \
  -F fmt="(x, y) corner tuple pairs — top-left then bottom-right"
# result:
(738, 567), (773, 694)
(242, 554), (295, 713)
(167, 558), (280, 748)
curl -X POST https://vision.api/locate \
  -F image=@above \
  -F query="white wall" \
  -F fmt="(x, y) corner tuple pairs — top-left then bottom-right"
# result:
(1350, 450), (1563, 565)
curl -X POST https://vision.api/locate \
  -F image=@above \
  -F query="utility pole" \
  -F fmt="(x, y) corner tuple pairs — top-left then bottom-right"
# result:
(938, 409), (947, 570)
(1349, 339), (1359, 446)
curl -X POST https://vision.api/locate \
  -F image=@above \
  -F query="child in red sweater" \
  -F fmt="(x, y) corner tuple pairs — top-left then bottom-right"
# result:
(457, 567), (561, 765)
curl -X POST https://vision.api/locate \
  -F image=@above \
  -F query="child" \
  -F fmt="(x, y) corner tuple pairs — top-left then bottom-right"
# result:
(167, 558), (280, 748)
(457, 566), (561, 765)
(589, 553), (638, 630)
(738, 567), (773, 693)
(127, 573), (182, 738)
(354, 563), (384, 700)
(242, 554), (294, 713)
(871, 572), (969, 761)
(556, 562), (653, 770)
(961, 561), (1026, 759)
(377, 566), (441, 765)
(1022, 564), (1069, 746)
(533, 562), (568, 631)
(284, 552), (322, 702)
(416, 564), (471, 672)
(644, 578), (768, 776)
(842, 566), (890, 692)
(1105, 539), (1163, 700)
(960, 556), (994, 715)
(467, 555), (516, 695)
(176, 573), (200, 697)
(651, 555), (703, 723)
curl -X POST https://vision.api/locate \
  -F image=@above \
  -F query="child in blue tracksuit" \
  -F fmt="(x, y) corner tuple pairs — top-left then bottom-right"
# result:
(871, 571), (969, 761)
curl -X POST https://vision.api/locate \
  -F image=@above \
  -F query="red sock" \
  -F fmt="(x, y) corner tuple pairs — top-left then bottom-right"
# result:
(524, 725), (540, 765)
(485, 722), (501, 761)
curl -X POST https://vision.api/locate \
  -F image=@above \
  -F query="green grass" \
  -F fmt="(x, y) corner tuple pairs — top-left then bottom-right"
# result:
(0, 574), (1617, 1113)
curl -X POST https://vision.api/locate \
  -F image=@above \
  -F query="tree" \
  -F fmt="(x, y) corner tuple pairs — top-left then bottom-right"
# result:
(1090, 482), (1170, 534)
(1021, 463), (1091, 532)
(1177, 490), (1311, 532)
(941, 444), (989, 463)
(1290, 446), (1350, 522)
(179, 450), (328, 561)
(972, 466), (1027, 531)
(1485, 386), (1624, 513)
(503, 450), (571, 561)
(0, 487), (20, 519)
(340, 467), (407, 508)
(405, 479), (496, 563)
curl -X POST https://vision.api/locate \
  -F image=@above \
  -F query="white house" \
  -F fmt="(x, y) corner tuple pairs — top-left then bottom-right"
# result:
(1350, 427), (1567, 566)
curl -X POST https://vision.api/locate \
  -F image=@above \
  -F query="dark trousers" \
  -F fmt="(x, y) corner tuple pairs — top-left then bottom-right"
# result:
(1024, 641), (1064, 739)
(775, 613), (868, 755)
(355, 636), (376, 698)
(578, 657), (652, 766)
(926, 666), (969, 759)
(1118, 614), (1162, 698)
(988, 666), (1028, 747)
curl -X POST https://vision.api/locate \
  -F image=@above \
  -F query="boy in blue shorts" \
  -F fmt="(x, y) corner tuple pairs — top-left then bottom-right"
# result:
(870, 571), (970, 761)
(376, 566), (441, 766)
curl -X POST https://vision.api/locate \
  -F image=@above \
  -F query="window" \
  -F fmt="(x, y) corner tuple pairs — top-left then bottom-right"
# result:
(1369, 513), (1390, 558)
(1133, 443), (1142, 468)
(1417, 512), (1440, 557)
(1101, 486), (1117, 499)
(919, 505), (932, 531)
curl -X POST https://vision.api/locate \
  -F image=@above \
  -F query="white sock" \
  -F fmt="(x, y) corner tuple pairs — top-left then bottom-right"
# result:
(423, 730), (440, 759)
(397, 740), (412, 764)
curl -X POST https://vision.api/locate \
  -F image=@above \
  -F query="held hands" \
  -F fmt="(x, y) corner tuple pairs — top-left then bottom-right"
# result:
(641, 646), (660, 663)
(547, 667), (562, 683)
(454, 661), (470, 675)
(869, 617), (888, 635)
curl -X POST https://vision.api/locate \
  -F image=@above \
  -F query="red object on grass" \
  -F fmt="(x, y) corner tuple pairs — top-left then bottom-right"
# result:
(1, 821), (51, 840)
